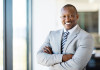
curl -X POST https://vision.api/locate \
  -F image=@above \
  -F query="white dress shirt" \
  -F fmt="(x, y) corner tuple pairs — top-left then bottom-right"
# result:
(64, 24), (78, 39)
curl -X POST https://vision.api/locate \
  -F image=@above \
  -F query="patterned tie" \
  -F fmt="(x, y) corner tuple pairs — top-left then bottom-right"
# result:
(61, 31), (69, 53)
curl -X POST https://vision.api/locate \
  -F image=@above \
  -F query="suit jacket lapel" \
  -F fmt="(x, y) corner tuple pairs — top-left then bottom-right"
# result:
(55, 29), (63, 53)
(63, 25), (81, 52)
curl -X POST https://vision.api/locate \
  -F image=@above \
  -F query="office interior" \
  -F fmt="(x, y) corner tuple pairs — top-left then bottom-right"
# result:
(0, 0), (100, 70)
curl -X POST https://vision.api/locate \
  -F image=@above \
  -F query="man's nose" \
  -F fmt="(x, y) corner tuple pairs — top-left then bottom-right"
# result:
(65, 17), (71, 22)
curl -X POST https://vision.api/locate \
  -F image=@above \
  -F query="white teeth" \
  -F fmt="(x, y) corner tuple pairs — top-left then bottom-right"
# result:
(65, 22), (71, 24)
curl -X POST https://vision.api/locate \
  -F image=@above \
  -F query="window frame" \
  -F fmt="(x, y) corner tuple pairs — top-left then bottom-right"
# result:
(3, 0), (13, 70)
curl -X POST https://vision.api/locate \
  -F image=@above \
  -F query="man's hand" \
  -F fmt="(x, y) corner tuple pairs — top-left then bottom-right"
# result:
(43, 46), (53, 54)
(62, 54), (73, 62)
(43, 47), (73, 62)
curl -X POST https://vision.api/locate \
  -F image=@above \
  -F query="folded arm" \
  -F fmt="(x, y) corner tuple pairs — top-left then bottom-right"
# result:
(37, 32), (63, 66)
(37, 31), (73, 66)
(43, 47), (73, 62)
(37, 46), (73, 66)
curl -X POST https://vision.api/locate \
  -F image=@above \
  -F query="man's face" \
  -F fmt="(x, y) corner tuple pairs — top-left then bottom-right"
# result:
(60, 7), (79, 30)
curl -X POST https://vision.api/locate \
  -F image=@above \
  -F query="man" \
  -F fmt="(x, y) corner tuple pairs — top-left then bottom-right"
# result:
(37, 4), (94, 70)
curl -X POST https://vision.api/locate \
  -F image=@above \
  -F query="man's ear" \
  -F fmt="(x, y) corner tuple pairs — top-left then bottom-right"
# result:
(76, 14), (79, 20)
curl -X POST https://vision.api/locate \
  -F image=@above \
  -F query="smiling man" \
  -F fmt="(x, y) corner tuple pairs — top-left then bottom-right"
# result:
(37, 4), (94, 70)
(60, 5), (78, 30)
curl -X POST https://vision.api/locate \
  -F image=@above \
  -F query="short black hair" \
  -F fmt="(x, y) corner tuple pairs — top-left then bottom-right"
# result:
(62, 4), (78, 14)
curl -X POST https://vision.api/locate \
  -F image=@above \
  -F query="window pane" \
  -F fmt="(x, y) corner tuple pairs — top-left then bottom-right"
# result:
(13, 0), (27, 70)
(0, 0), (3, 70)
(78, 12), (98, 32)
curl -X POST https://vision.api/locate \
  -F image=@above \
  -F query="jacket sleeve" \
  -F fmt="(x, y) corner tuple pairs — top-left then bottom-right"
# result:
(52, 34), (94, 70)
(36, 31), (63, 66)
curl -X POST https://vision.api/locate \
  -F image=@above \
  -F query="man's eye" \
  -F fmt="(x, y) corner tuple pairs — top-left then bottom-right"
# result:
(70, 15), (75, 17)
(63, 16), (66, 18)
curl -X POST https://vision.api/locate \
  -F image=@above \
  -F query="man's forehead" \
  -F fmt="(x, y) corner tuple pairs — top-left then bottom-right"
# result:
(62, 7), (75, 11)
(61, 7), (77, 14)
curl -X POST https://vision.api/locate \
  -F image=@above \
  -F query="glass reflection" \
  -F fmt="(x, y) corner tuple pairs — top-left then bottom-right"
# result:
(0, 0), (3, 70)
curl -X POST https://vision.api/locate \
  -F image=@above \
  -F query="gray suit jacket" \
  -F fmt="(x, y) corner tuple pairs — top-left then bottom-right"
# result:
(37, 25), (94, 70)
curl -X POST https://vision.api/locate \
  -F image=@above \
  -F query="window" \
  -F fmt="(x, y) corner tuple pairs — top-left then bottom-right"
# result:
(13, 0), (27, 70)
(3, 0), (32, 70)
(78, 12), (98, 33)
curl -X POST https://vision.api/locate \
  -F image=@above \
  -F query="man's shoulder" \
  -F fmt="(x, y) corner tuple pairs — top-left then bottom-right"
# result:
(50, 29), (63, 34)
(80, 29), (90, 35)
(76, 25), (90, 36)
(79, 29), (93, 39)
(48, 29), (63, 37)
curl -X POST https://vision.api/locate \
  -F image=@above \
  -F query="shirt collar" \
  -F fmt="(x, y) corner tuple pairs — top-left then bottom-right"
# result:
(64, 24), (78, 34)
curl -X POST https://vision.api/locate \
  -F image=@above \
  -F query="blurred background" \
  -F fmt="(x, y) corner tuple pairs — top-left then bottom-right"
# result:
(0, 0), (100, 70)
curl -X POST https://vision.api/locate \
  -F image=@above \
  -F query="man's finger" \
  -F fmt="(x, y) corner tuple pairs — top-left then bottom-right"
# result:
(43, 50), (49, 54)
(43, 48), (50, 54)
(45, 47), (52, 54)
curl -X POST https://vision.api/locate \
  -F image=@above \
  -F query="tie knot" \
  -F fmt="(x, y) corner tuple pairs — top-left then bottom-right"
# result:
(64, 32), (69, 36)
